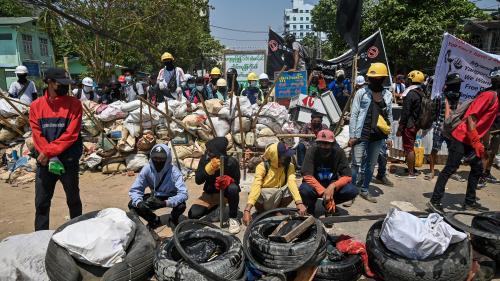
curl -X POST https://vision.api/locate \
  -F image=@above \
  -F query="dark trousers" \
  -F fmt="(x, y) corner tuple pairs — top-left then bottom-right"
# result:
(299, 182), (359, 215)
(377, 141), (388, 177)
(188, 183), (240, 219)
(296, 143), (307, 169)
(431, 138), (482, 205)
(128, 193), (186, 224)
(35, 163), (82, 231)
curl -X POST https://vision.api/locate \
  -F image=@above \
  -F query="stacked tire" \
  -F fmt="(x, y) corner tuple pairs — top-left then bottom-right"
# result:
(471, 212), (500, 266)
(154, 227), (244, 281)
(45, 211), (156, 281)
(314, 236), (363, 281)
(366, 220), (471, 281)
(248, 217), (327, 270)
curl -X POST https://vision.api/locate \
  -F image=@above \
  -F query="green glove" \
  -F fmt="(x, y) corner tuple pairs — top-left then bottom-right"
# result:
(48, 157), (65, 175)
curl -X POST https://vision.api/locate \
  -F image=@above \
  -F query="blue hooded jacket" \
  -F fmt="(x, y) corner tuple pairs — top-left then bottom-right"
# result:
(128, 144), (188, 207)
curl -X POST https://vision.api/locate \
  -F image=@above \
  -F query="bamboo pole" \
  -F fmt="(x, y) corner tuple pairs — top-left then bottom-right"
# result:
(0, 92), (29, 125)
(81, 103), (117, 150)
(147, 99), (154, 133)
(0, 92), (30, 107)
(139, 99), (143, 134)
(276, 134), (316, 138)
(236, 96), (246, 180)
(0, 114), (24, 135)
(196, 92), (217, 137)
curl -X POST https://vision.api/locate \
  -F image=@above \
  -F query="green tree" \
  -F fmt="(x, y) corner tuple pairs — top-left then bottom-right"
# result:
(0, 0), (33, 17)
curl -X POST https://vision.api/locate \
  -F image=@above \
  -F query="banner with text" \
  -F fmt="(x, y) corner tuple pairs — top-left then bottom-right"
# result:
(432, 33), (500, 100)
(224, 51), (266, 83)
(274, 71), (308, 99)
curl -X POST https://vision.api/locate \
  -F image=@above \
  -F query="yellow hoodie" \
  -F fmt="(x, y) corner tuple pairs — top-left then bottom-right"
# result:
(247, 143), (301, 205)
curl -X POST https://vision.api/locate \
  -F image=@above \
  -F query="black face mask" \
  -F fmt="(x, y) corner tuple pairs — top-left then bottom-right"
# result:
(164, 61), (174, 71)
(319, 148), (332, 158)
(211, 78), (219, 85)
(337, 75), (345, 81)
(312, 123), (322, 129)
(56, 84), (69, 96)
(153, 160), (165, 171)
(218, 87), (227, 93)
(446, 83), (461, 93)
(17, 74), (28, 83)
(368, 78), (385, 92)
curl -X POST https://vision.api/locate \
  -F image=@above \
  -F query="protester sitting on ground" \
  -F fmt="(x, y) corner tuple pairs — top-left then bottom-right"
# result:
(428, 68), (500, 213)
(243, 142), (306, 225)
(426, 73), (463, 181)
(296, 111), (328, 176)
(157, 52), (185, 100)
(349, 63), (394, 203)
(189, 137), (241, 234)
(73, 77), (98, 102)
(215, 78), (228, 101)
(241, 72), (264, 105)
(128, 144), (188, 228)
(8, 65), (37, 105)
(299, 129), (358, 216)
(328, 69), (351, 110)
(396, 70), (426, 179)
(30, 67), (83, 231)
(259, 73), (271, 98)
(226, 68), (241, 95)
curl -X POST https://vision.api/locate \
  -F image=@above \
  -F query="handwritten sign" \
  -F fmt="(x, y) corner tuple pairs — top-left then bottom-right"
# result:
(224, 52), (266, 83)
(274, 71), (307, 99)
(432, 33), (500, 100)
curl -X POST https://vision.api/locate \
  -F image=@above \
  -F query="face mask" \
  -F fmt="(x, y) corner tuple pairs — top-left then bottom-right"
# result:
(164, 61), (174, 71)
(211, 78), (219, 85)
(83, 85), (93, 92)
(368, 78), (385, 92)
(249, 81), (258, 87)
(125, 76), (132, 83)
(152, 160), (165, 171)
(446, 83), (461, 93)
(196, 85), (204, 92)
(319, 147), (332, 158)
(17, 74), (28, 82)
(56, 84), (69, 96)
(312, 122), (321, 129)
(337, 75), (345, 81)
(218, 87), (227, 93)
(188, 83), (195, 89)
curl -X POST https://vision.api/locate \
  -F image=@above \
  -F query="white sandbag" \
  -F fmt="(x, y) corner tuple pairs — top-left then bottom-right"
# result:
(175, 145), (203, 160)
(120, 100), (142, 112)
(183, 158), (200, 170)
(52, 208), (136, 267)
(231, 117), (251, 133)
(258, 127), (274, 137)
(380, 208), (467, 260)
(173, 103), (188, 120)
(0, 99), (27, 117)
(204, 99), (224, 114)
(218, 107), (231, 120)
(183, 114), (207, 129)
(0, 230), (54, 281)
(157, 102), (173, 117)
(258, 102), (289, 125)
(256, 136), (279, 149)
(245, 132), (256, 146)
(85, 153), (103, 169)
(228, 96), (253, 117)
(125, 106), (160, 124)
(97, 101), (128, 122)
(126, 154), (149, 172)
(207, 117), (230, 137)
(257, 117), (283, 134)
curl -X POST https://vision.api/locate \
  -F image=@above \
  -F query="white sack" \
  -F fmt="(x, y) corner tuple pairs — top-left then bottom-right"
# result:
(258, 102), (289, 125)
(380, 208), (467, 260)
(126, 154), (149, 172)
(97, 101), (128, 122)
(207, 117), (230, 137)
(52, 208), (136, 267)
(0, 99), (27, 118)
(120, 100), (142, 112)
(231, 117), (251, 133)
(228, 96), (253, 117)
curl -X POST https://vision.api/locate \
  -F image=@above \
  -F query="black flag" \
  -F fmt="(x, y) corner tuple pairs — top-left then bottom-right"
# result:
(266, 29), (293, 80)
(336, 0), (363, 53)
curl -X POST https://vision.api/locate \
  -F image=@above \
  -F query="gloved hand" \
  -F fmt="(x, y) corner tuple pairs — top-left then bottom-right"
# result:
(323, 199), (336, 214)
(467, 129), (485, 158)
(144, 196), (167, 210)
(136, 201), (150, 213)
(215, 175), (234, 191)
(205, 158), (221, 175)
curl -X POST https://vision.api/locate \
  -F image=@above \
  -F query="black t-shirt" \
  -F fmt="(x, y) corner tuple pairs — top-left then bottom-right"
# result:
(301, 145), (351, 186)
(361, 100), (388, 141)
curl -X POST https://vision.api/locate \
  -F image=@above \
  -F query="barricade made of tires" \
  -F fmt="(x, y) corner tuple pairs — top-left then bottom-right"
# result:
(45, 210), (156, 281)
(471, 211), (500, 266)
(366, 220), (471, 281)
(314, 235), (363, 281)
(154, 219), (245, 281)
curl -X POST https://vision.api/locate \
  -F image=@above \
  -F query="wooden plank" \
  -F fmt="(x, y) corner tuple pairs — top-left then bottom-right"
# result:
(269, 216), (315, 243)
(293, 265), (318, 281)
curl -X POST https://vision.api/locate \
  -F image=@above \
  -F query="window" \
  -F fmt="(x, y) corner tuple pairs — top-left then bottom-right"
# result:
(300, 17), (304, 21)
(0, 33), (12, 40)
(293, 17), (296, 21)
(286, 16), (290, 20)
(306, 17), (309, 21)
(300, 32), (303, 37)
(39, 38), (49, 56)
(293, 25), (296, 30)
(300, 25), (303, 29)
(22, 34), (32, 55)
(300, 10), (303, 13)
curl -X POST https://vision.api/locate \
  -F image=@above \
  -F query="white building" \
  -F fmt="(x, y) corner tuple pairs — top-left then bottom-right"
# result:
(283, 0), (327, 41)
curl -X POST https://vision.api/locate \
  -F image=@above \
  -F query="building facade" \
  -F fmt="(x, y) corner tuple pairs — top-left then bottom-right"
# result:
(0, 17), (55, 90)
(465, 20), (500, 55)
(283, 0), (327, 41)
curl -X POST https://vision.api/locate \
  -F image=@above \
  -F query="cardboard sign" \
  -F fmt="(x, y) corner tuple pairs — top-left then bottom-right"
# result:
(224, 51), (266, 83)
(274, 71), (307, 99)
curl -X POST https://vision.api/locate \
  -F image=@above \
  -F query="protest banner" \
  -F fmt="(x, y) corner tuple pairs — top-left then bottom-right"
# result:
(432, 33), (500, 100)
(224, 50), (266, 83)
(274, 71), (307, 100)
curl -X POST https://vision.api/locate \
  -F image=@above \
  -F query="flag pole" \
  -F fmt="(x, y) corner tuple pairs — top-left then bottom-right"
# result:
(334, 51), (357, 135)
(379, 28), (393, 85)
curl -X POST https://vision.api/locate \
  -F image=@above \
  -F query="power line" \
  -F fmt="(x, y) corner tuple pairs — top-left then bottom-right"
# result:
(214, 36), (267, 42)
(210, 24), (268, 33)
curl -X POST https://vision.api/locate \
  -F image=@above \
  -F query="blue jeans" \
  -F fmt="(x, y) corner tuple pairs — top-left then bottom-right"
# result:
(377, 141), (388, 177)
(299, 182), (359, 215)
(351, 139), (384, 193)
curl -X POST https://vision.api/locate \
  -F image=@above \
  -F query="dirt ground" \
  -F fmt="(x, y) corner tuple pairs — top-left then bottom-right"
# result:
(1, 164), (499, 242)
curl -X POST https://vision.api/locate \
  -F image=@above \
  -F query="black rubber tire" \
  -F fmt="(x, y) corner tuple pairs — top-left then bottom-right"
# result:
(366, 220), (472, 281)
(471, 212), (500, 265)
(313, 236), (363, 281)
(154, 227), (244, 281)
(45, 210), (155, 281)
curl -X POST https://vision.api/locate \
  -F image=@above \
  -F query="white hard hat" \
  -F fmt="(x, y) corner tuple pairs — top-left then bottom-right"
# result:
(259, 73), (269, 80)
(82, 77), (93, 87)
(15, 65), (28, 74)
(216, 78), (227, 87)
(355, 75), (366, 86)
(336, 69), (345, 78)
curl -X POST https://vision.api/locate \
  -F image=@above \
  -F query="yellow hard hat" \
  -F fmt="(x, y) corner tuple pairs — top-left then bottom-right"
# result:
(161, 52), (174, 61)
(210, 67), (221, 75)
(247, 72), (258, 81)
(407, 70), (425, 84)
(366, 63), (389, 78)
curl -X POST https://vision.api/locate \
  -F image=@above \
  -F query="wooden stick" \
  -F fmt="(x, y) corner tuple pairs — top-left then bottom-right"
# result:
(236, 97), (246, 180)
(139, 99), (143, 134)
(81, 103), (117, 150)
(196, 92), (217, 137)
(0, 91), (31, 107)
(0, 92), (29, 125)
(160, 97), (182, 170)
(251, 66), (286, 131)
(334, 54), (357, 135)
(219, 155), (225, 228)
(147, 99), (154, 133)
(0, 113), (24, 135)
(276, 134), (316, 138)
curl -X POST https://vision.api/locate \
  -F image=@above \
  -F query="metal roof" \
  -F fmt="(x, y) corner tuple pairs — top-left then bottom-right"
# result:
(0, 17), (37, 25)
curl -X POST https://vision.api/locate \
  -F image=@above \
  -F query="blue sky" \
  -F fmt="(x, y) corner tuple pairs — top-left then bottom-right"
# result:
(209, 0), (499, 50)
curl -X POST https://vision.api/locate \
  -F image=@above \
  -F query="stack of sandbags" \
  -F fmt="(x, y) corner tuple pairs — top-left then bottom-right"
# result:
(96, 101), (128, 122)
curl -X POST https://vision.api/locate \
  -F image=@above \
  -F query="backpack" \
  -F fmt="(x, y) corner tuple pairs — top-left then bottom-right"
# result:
(415, 88), (437, 130)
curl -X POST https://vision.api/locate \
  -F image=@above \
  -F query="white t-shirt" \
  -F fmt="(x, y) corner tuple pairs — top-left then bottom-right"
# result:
(72, 88), (99, 102)
(8, 81), (37, 105)
(123, 82), (144, 102)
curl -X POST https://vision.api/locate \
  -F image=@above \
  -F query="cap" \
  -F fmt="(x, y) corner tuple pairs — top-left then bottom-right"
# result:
(151, 146), (167, 160)
(311, 111), (323, 119)
(44, 67), (72, 85)
(316, 129), (335, 143)
(336, 69), (345, 77)
(277, 142), (294, 158)
(445, 73), (463, 85)
(355, 75), (366, 86)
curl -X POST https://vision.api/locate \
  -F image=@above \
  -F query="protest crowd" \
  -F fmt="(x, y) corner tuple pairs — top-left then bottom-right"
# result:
(0, 5), (500, 281)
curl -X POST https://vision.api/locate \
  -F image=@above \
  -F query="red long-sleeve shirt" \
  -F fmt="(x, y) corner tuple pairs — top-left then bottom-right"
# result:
(29, 90), (83, 162)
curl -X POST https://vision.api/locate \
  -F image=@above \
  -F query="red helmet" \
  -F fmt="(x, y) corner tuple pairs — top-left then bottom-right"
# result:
(118, 75), (126, 83)
(316, 129), (335, 143)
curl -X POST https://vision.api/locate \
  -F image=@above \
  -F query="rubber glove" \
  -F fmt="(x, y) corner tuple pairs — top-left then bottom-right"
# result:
(205, 158), (221, 175)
